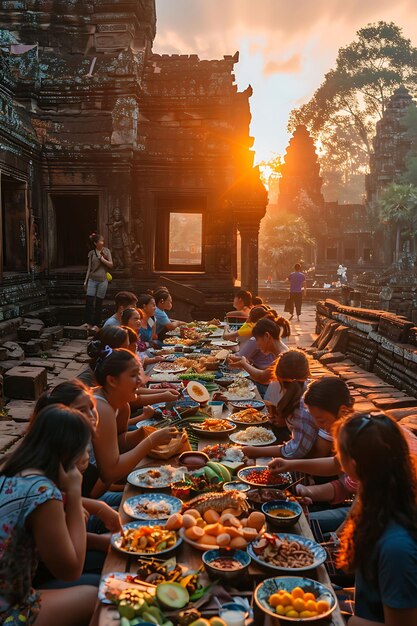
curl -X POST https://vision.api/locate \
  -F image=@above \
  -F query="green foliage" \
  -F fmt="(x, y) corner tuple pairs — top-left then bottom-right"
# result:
(289, 21), (417, 203)
(402, 107), (417, 185)
(259, 211), (314, 279)
(377, 182), (417, 259)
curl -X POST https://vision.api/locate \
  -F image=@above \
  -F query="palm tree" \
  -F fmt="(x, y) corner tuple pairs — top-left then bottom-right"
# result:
(378, 183), (417, 262)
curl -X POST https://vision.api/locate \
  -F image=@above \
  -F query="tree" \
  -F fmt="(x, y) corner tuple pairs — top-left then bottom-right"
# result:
(378, 183), (417, 262)
(289, 22), (417, 203)
(258, 154), (283, 205)
(259, 212), (314, 279)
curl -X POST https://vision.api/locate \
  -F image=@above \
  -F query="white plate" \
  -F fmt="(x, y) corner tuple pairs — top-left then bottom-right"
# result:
(211, 340), (239, 347)
(229, 430), (276, 447)
(224, 391), (256, 401)
(127, 466), (186, 489)
(152, 365), (188, 374)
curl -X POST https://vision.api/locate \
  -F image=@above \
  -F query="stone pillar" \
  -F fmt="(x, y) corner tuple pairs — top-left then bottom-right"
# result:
(238, 219), (260, 296)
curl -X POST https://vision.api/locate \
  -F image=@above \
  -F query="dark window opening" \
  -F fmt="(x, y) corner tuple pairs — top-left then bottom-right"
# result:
(52, 194), (98, 267)
(344, 247), (355, 261)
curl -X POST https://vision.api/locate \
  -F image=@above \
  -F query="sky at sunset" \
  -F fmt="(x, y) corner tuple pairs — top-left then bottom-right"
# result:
(154, 0), (417, 163)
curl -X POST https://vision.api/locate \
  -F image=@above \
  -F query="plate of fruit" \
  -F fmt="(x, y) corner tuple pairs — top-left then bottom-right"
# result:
(254, 576), (337, 621)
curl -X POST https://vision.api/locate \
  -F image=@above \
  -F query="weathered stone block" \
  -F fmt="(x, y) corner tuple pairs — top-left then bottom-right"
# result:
(17, 326), (42, 341)
(2, 341), (24, 360)
(4, 366), (47, 400)
(42, 326), (64, 341)
(63, 326), (89, 340)
(6, 399), (35, 422)
(18, 341), (41, 356)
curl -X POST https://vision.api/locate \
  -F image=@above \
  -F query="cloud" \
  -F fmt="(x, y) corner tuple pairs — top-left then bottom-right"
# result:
(263, 54), (301, 75)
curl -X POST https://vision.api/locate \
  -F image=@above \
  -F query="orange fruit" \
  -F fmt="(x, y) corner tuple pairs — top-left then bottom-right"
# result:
(306, 600), (318, 612)
(300, 611), (314, 618)
(275, 605), (286, 616)
(286, 609), (299, 618)
(303, 592), (316, 602)
(269, 593), (281, 608)
(281, 592), (293, 607)
(293, 598), (306, 613)
(317, 600), (331, 614)
(291, 586), (305, 599)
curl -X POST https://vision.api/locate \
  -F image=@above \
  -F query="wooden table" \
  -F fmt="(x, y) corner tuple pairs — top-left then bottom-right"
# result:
(91, 369), (346, 626)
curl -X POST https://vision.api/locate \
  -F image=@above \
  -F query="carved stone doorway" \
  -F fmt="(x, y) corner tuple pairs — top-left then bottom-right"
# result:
(51, 194), (98, 268)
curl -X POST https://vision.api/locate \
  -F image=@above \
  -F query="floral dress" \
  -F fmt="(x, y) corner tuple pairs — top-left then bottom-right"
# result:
(0, 474), (62, 625)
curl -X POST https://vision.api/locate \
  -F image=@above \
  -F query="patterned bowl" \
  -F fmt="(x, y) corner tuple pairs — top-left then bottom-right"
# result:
(254, 576), (337, 622)
(248, 532), (327, 573)
(202, 548), (251, 581)
(123, 493), (182, 521)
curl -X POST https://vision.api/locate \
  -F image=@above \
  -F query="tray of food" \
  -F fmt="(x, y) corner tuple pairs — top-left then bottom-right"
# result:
(168, 495), (266, 551)
(237, 466), (292, 488)
(248, 532), (327, 572)
(229, 426), (276, 446)
(228, 407), (268, 425)
(123, 494), (183, 521)
(153, 362), (188, 374)
(111, 521), (182, 556)
(255, 576), (337, 622)
(190, 418), (237, 438)
(127, 465), (186, 489)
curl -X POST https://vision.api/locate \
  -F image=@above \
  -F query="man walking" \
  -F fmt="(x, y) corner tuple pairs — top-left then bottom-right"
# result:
(287, 263), (306, 322)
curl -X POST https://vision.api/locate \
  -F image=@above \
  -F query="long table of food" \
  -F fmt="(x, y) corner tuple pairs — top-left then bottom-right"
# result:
(91, 323), (346, 626)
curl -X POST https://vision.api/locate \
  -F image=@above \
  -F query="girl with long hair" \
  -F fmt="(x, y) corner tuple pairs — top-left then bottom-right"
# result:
(335, 412), (417, 625)
(121, 307), (162, 367)
(92, 348), (179, 483)
(228, 313), (290, 384)
(0, 405), (97, 625)
(244, 350), (333, 461)
(83, 232), (113, 332)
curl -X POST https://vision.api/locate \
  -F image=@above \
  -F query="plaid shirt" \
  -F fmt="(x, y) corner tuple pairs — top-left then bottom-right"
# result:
(281, 399), (319, 459)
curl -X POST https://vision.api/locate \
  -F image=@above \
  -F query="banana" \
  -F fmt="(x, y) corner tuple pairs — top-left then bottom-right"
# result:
(204, 466), (220, 482)
(206, 461), (231, 483)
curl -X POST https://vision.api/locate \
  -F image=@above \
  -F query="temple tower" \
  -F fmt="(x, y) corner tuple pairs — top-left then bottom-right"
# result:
(366, 86), (415, 203)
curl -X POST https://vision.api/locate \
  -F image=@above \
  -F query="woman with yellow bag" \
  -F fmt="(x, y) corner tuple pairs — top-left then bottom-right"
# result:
(84, 233), (113, 332)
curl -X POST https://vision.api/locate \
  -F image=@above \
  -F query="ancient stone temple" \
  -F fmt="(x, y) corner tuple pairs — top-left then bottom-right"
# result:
(366, 86), (415, 203)
(276, 125), (372, 272)
(0, 0), (266, 323)
(278, 124), (324, 212)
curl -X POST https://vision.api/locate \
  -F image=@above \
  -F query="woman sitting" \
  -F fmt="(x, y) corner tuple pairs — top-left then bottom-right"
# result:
(225, 289), (253, 321)
(0, 405), (97, 626)
(335, 412), (417, 625)
(244, 350), (333, 461)
(153, 288), (185, 344)
(228, 313), (290, 386)
(92, 348), (179, 483)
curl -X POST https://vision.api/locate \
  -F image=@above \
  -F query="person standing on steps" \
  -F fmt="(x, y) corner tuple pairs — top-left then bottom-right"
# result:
(287, 263), (306, 322)
(84, 233), (113, 333)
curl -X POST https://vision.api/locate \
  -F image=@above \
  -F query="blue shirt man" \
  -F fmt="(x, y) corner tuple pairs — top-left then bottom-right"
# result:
(287, 263), (306, 321)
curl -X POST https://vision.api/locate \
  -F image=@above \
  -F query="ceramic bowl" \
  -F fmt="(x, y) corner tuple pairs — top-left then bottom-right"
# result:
(255, 576), (337, 622)
(262, 500), (303, 529)
(202, 548), (251, 581)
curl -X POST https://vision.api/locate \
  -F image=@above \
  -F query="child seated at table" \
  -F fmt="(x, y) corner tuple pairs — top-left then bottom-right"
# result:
(243, 351), (333, 460)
